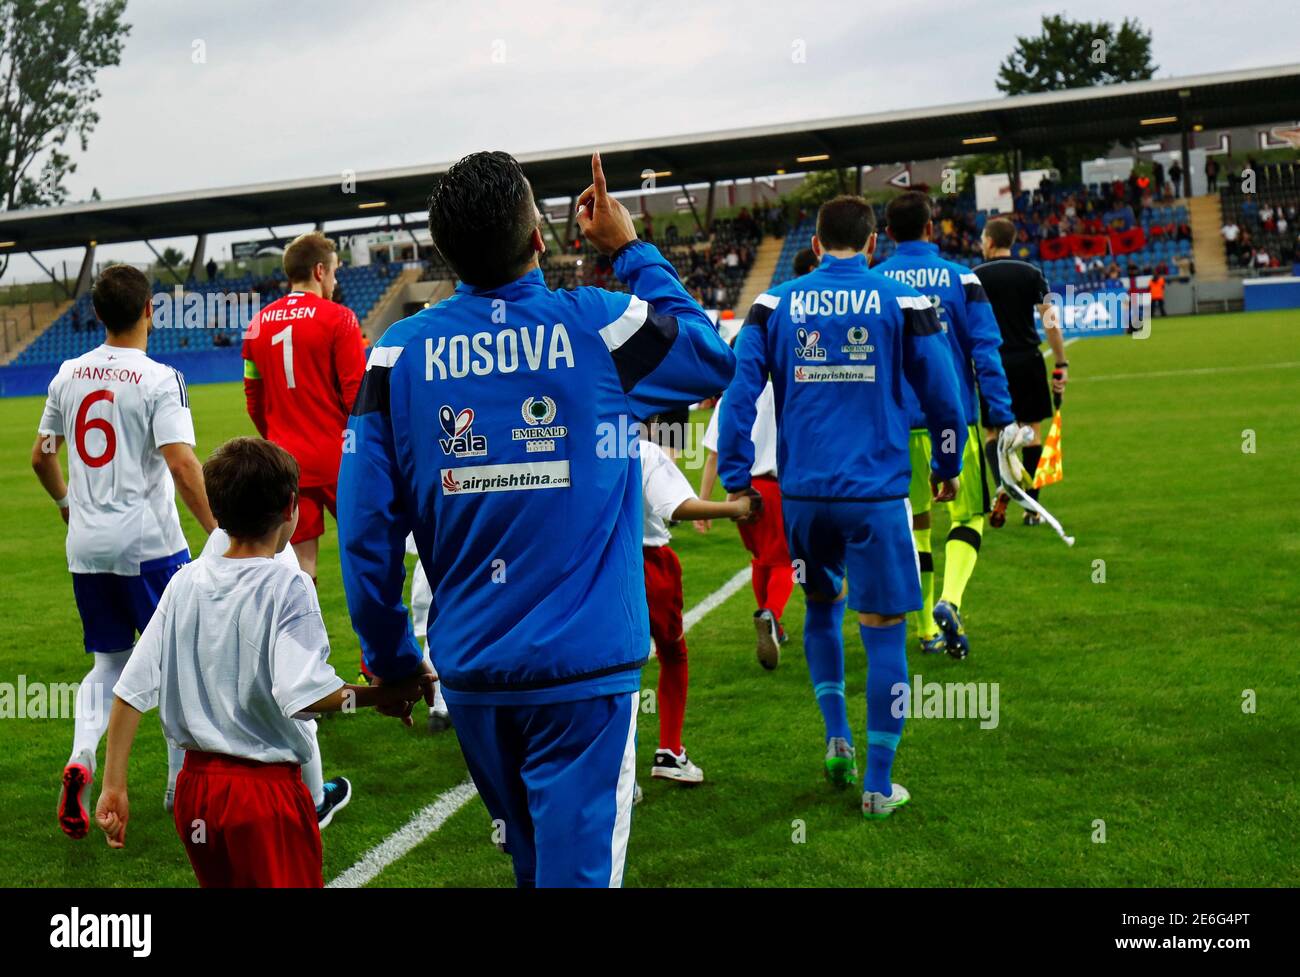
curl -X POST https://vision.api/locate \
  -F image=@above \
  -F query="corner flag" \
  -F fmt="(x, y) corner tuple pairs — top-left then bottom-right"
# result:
(1031, 410), (1063, 489)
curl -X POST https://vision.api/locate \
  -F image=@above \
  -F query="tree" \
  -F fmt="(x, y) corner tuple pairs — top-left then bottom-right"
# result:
(787, 168), (858, 210)
(156, 246), (187, 282)
(995, 15), (1157, 181)
(0, 0), (130, 280)
(955, 152), (1055, 198)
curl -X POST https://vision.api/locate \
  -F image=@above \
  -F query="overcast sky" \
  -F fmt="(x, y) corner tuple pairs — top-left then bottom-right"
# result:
(12, 0), (1297, 280)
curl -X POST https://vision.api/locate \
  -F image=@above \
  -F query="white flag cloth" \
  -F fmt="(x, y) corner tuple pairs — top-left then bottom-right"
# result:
(997, 425), (1075, 547)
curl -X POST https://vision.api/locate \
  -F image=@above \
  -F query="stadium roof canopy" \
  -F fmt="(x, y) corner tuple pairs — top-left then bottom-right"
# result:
(4, 62), (1300, 253)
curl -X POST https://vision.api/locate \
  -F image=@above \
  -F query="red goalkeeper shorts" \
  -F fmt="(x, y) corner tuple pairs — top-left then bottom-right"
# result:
(291, 483), (337, 545)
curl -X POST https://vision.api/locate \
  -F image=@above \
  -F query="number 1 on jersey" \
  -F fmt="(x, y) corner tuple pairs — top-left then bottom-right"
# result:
(272, 325), (296, 389)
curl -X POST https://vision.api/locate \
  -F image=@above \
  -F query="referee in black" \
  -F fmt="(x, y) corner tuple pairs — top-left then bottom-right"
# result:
(974, 217), (1068, 527)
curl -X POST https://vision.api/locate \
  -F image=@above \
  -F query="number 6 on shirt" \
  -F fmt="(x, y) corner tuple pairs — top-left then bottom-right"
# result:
(272, 325), (296, 389)
(75, 389), (117, 468)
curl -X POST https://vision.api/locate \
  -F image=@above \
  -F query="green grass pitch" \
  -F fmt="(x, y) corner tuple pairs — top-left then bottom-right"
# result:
(0, 310), (1296, 887)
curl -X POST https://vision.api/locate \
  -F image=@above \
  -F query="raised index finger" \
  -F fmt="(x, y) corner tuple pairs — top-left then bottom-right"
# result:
(591, 152), (607, 200)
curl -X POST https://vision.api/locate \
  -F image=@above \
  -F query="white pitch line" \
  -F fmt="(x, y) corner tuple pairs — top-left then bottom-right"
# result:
(327, 565), (753, 887)
(1074, 360), (1300, 383)
(682, 566), (752, 633)
(327, 780), (479, 888)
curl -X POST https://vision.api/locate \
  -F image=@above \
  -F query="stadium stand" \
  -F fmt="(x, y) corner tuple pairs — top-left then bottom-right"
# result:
(1217, 160), (1300, 271)
(770, 187), (1197, 290)
(533, 232), (758, 310)
(12, 263), (392, 366)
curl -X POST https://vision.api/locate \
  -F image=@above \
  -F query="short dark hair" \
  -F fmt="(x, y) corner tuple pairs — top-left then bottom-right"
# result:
(983, 217), (1017, 250)
(204, 437), (299, 539)
(91, 265), (152, 333)
(427, 151), (538, 288)
(885, 192), (932, 243)
(793, 248), (819, 276)
(815, 195), (877, 252)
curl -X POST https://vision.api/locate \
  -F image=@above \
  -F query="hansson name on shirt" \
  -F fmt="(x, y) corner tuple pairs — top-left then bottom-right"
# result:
(426, 323), (575, 380)
(70, 365), (145, 384)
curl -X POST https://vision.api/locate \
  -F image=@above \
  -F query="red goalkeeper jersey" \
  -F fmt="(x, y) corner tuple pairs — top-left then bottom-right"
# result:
(242, 290), (366, 487)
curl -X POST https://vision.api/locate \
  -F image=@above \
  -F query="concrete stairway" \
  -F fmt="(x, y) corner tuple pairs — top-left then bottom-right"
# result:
(0, 299), (73, 365)
(361, 265), (422, 340)
(1188, 195), (1228, 280)
(733, 235), (785, 314)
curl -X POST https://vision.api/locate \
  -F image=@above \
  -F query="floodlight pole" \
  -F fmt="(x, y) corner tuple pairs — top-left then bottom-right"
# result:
(188, 235), (207, 281)
(74, 243), (97, 298)
(143, 239), (185, 286)
(27, 251), (75, 300)
(403, 215), (422, 254)
(1175, 89), (1195, 198)
(563, 195), (576, 250)
(540, 209), (566, 254)
(682, 184), (707, 238)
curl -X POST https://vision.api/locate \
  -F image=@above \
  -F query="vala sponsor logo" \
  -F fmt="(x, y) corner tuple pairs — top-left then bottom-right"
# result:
(440, 461), (571, 495)
(794, 364), (876, 383)
(513, 395), (568, 453)
(438, 406), (487, 458)
(794, 328), (827, 361)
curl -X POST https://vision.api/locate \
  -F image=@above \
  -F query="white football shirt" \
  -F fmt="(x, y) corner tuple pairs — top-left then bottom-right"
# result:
(703, 381), (778, 478)
(200, 527), (300, 570)
(640, 439), (696, 548)
(114, 555), (344, 765)
(38, 345), (195, 575)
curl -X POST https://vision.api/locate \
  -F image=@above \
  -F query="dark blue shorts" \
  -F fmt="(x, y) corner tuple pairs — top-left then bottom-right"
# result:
(448, 691), (638, 888)
(782, 497), (921, 615)
(71, 549), (189, 653)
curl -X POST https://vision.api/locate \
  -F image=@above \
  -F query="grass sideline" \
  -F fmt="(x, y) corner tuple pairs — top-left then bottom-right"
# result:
(0, 310), (1295, 887)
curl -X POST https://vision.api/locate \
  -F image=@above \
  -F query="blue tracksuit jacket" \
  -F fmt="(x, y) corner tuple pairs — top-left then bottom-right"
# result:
(338, 240), (735, 705)
(717, 252), (966, 500)
(874, 240), (1014, 430)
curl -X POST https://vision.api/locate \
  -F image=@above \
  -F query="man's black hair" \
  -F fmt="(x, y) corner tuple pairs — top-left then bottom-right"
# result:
(815, 195), (877, 252)
(427, 151), (539, 288)
(91, 265), (152, 333)
(885, 192), (932, 243)
(793, 248), (819, 276)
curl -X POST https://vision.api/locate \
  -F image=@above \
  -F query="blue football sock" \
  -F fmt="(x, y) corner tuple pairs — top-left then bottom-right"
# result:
(803, 599), (851, 743)
(861, 620), (907, 795)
